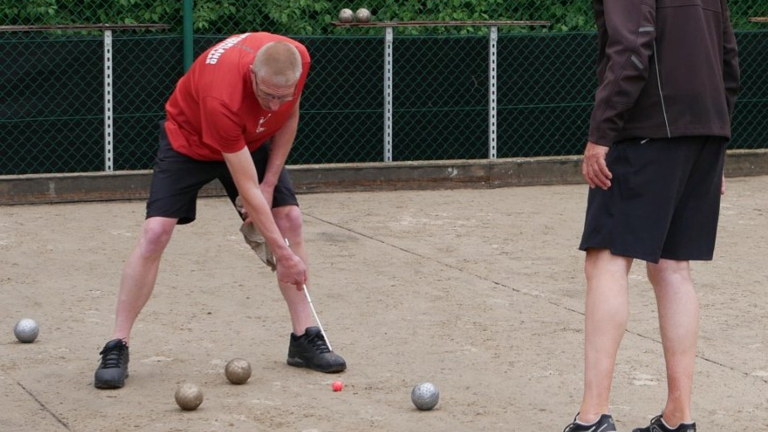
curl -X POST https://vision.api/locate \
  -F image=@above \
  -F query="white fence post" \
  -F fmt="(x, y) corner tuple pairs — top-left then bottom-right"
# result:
(488, 25), (498, 160)
(103, 29), (114, 172)
(384, 26), (393, 162)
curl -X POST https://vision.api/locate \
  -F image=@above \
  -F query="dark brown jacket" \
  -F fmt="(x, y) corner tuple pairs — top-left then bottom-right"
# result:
(588, 0), (740, 146)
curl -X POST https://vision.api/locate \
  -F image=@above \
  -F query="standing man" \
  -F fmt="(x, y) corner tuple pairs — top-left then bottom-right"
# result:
(564, 1), (739, 431)
(94, 32), (346, 389)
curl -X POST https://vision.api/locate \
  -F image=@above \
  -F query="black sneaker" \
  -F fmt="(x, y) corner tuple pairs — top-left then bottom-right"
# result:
(633, 415), (696, 432)
(287, 326), (346, 373)
(94, 338), (129, 389)
(563, 413), (617, 432)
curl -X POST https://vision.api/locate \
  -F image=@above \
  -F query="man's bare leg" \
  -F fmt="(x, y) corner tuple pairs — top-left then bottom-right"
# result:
(578, 248), (633, 423)
(111, 217), (177, 344)
(95, 216), (177, 388)
(646, 259), (698, 427)
(273, 205), (345, 373)
(272, 206), (312, 334)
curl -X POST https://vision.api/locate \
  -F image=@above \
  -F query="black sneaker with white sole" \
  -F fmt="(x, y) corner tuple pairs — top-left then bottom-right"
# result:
(633, 415), (696, 432)
(94, 338), (129, 389)
(287, 326), (346, 373)
(563, 413), (618, 432)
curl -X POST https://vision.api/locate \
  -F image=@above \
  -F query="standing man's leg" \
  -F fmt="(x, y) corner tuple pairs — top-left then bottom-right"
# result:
(646, 259), (698, 427)
(579, 248), (633, 423)
(632, 139), (724, 430)
(567, 138), (694, 430)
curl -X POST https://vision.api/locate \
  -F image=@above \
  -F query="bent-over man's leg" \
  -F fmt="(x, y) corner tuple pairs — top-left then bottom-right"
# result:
(272, 205), (313, 334)
(223, 146), (346, 373)
(111, 217), (178, 343)
(95, 121), (221, 389)
(269, 203), (345, 372)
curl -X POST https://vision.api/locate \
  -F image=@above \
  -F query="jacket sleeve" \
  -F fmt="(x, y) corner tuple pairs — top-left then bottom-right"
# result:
(721, 0), (740, 119)
(588, 0), (657, 147)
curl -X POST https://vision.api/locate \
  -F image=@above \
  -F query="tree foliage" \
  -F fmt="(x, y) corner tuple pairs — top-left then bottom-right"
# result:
(1, 0), (762, 35)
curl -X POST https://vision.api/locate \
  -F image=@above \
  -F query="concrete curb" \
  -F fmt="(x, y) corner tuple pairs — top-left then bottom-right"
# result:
(1, 150), (766, 205)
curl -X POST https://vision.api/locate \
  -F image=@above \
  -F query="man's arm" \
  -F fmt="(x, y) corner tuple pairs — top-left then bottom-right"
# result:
(584, 0), (656, 190)
(721, 0), (739, 197)
(260, 98), (300, 206)
(222, 148), (307, 287)
(588, 0), (657, 147)
(721, 0), (740, 119)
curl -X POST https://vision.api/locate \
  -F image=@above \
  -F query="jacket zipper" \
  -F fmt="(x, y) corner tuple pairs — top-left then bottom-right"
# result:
(652, 39), (672, 138)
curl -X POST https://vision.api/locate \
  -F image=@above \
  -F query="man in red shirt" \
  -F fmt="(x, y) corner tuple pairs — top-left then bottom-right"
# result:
(93, 32), (346, 389)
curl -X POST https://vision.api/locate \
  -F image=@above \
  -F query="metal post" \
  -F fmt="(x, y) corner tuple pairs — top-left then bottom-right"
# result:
(488, 26), (498, 160)
(103, 29), (114, 172)
(183, 0), (194, 71)
(384, 26), (393, 162)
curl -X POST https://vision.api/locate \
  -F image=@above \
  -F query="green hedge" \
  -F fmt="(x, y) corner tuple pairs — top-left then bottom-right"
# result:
(2, 0), (765, 35)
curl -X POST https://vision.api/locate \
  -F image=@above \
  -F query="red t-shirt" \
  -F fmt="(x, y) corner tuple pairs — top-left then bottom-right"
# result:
(164, 32), (310, 161)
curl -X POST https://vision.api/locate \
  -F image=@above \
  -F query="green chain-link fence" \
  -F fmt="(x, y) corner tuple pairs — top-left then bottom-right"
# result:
(1, 1), (767, 174)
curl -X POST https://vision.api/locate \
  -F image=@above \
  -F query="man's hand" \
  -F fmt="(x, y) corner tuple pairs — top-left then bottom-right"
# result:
(721, 173), (726, 196)
(276, 251), (308, 290)
(582, 141), (612, 190)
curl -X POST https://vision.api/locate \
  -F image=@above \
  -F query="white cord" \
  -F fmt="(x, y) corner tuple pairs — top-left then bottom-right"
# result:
(302, 283), (333, 352)
(285, 238), (334, 352)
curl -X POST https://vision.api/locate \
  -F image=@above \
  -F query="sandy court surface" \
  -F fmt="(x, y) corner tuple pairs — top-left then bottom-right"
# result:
(1, 176), (767, 431)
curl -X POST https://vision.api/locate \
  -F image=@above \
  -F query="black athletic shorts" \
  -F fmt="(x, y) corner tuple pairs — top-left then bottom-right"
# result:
(579, 136), (727, 263)
(146, 121), (299, 225)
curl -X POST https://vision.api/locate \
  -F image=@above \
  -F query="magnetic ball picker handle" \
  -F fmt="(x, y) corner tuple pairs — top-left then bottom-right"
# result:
(285, 238), (334, 352)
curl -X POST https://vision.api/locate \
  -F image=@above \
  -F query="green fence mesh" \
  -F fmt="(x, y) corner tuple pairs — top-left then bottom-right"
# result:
(1, 1), (767, 174)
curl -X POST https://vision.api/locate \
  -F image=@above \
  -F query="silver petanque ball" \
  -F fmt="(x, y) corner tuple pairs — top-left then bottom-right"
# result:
(411, 382), (439, 411)
(175, 383), (204, 411)
(355, 8), (372, 23)
(338, 8), (354, 23)
(14, 318), (39, 343)
(224, 358), (252, 385)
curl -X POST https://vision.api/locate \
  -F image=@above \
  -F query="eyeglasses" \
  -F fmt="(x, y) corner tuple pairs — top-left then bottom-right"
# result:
(252, 74), (295, 103)
(256, 88), (295, 103)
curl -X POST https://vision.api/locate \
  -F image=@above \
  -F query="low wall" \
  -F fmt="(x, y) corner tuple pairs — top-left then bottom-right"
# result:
(1, 149), (766, 205)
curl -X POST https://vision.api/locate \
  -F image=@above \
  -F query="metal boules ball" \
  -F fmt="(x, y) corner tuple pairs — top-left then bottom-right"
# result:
(14, 318), (39, 343)
(175, 383), (204, 411)
(339, 8), (354, 23)
(224, 358), (252, 385)
(355, 8), (372, 23)
(411, 382), (439, 411)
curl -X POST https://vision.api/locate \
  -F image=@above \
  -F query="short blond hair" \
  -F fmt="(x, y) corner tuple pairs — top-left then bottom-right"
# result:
(252, 41), (302, 86)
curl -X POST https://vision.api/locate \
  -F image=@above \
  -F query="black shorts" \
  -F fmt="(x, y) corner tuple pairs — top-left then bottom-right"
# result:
(579, 136), (727, 263)
(146, 121), (298, 225)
